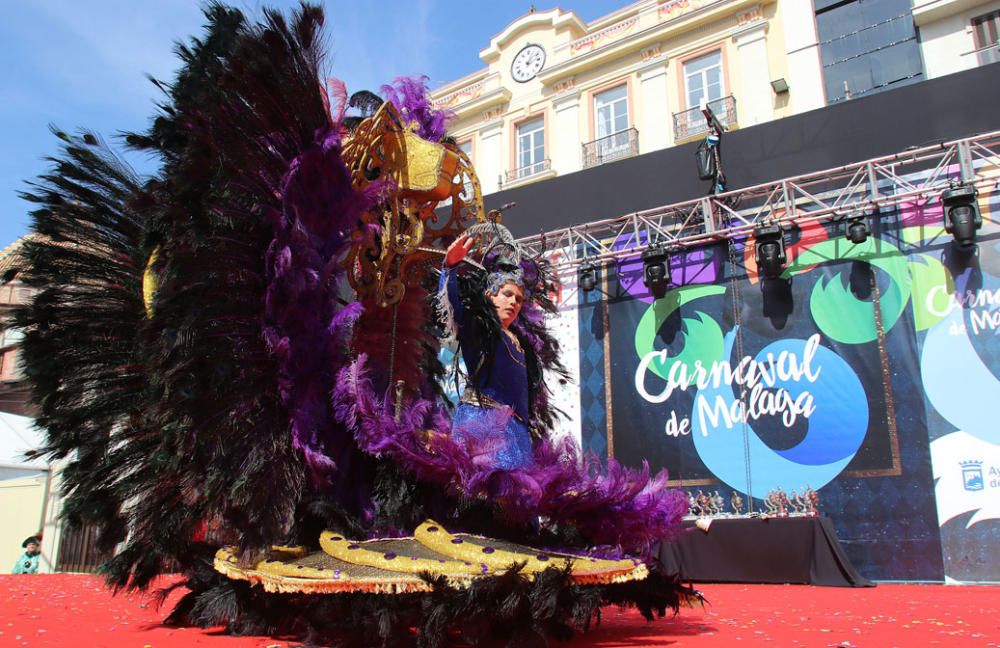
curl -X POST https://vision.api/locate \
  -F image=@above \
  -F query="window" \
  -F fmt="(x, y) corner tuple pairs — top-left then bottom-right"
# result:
(684, 51), (724, 109)
(0, 348), (22, 381)
(588, 85), (635, 165)
(594, 85), (629, 139)
(515, 117), (545, 178)
(0, 326), (23, 348)
(972, 10), (1000, 65)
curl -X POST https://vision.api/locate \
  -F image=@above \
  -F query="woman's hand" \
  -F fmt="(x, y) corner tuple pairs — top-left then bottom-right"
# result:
(445, 233), (476, 268)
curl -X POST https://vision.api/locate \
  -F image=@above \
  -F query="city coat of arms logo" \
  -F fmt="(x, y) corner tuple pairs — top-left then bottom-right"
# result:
(961, 460), (984, 492)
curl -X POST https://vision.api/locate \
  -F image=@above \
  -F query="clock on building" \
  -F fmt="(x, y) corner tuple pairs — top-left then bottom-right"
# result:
(511, 44), (546, 83)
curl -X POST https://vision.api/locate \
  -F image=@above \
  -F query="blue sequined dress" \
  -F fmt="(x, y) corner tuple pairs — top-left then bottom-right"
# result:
(440, 267), (533, 470)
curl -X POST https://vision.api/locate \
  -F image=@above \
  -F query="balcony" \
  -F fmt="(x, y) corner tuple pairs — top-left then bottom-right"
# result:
(503, 159), (552, 185)
(673, 95), (737, 142)
(582, 128), (639, 169)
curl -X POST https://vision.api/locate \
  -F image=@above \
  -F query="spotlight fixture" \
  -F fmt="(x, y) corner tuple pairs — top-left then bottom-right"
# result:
(753, 224), (787, 279)
(642, 245), (670, 299)
(770, 78), (789, 94)
(578, 262), (598, 293)
(844, 215), (870, 244)
(695, 139), (716, 180)
(941, 185), (982, 250)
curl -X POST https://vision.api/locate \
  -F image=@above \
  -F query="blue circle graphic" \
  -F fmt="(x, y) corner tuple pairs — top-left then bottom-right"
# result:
(690, 329), (868, 498)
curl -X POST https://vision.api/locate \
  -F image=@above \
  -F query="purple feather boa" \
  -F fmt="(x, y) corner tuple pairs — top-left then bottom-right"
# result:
(332, 355), (688, 552)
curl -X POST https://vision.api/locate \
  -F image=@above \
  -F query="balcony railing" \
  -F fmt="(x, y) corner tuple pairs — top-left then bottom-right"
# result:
(963, 42), (1000, 67)
(673, 95), (737, 141)
(582, 128), (639, 169)
(504, 159), (551, 184)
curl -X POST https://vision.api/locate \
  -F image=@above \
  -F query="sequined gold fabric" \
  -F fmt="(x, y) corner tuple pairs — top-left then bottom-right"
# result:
(400, 129), (446, 192)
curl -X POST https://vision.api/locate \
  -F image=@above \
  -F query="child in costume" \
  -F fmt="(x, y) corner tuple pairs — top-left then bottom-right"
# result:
(11, 537), (40, 574)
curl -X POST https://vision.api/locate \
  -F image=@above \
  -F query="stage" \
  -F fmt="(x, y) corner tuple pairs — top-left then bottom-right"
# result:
(2, 574), (997, 647)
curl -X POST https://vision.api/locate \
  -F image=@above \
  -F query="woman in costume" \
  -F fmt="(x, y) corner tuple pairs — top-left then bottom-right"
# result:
(439, 233), (534, 470)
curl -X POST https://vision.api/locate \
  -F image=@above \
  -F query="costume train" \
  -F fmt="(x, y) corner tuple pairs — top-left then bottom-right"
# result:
(13, 4), (699, 645)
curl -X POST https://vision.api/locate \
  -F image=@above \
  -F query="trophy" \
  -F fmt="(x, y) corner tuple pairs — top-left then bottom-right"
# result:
(776, 488), (789, 517)
(788, 489), (799, 515)
(711, 491), (723, 516)
(730, 491), (744, 516)
(804, 486), (820, 516)
(695, 490), (710, 517)
(706, 492), (718, 516)
(764, 489), (779, 516)
(791, 489), (808, 515)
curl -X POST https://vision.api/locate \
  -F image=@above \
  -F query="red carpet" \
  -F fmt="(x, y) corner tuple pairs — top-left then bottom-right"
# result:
(2, 574), (998, 647)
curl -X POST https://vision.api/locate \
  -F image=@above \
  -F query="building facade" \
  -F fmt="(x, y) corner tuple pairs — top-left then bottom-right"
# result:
(432, 0), (802, 196)
(0, 237), (33, 417)
(430, 0), (1000, 199)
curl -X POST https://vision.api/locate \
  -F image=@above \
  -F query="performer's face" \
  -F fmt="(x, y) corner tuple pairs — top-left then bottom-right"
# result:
(490, 282), (525, 329)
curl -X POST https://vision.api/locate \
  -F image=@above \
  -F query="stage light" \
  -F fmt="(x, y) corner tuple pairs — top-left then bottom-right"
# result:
(753, 224), (786, 279)
(845, 216), (869, 244)
(941, 185), (982, 250)
(578, 262), (597, 292)
(642, 245), (670, 299)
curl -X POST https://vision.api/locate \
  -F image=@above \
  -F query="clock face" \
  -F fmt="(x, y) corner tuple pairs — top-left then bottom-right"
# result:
(511, 44), (546, 83)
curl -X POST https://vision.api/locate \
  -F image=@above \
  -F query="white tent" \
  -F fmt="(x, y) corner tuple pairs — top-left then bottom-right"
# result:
(0, 411), (47, 479)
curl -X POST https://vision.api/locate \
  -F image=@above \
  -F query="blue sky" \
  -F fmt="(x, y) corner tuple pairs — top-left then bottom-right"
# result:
(0, 1), (627, 249)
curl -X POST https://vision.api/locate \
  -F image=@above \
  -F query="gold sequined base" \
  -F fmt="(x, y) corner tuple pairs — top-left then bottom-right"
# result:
(214, 519), (648, 594)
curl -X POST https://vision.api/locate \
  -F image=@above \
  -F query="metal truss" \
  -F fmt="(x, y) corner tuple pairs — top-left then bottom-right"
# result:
(517, 129), (1000, 274)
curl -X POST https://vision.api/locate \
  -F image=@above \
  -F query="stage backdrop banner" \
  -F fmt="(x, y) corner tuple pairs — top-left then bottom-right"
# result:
(906, 166), (1000, 582)
(577, 163), (1000, 582)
